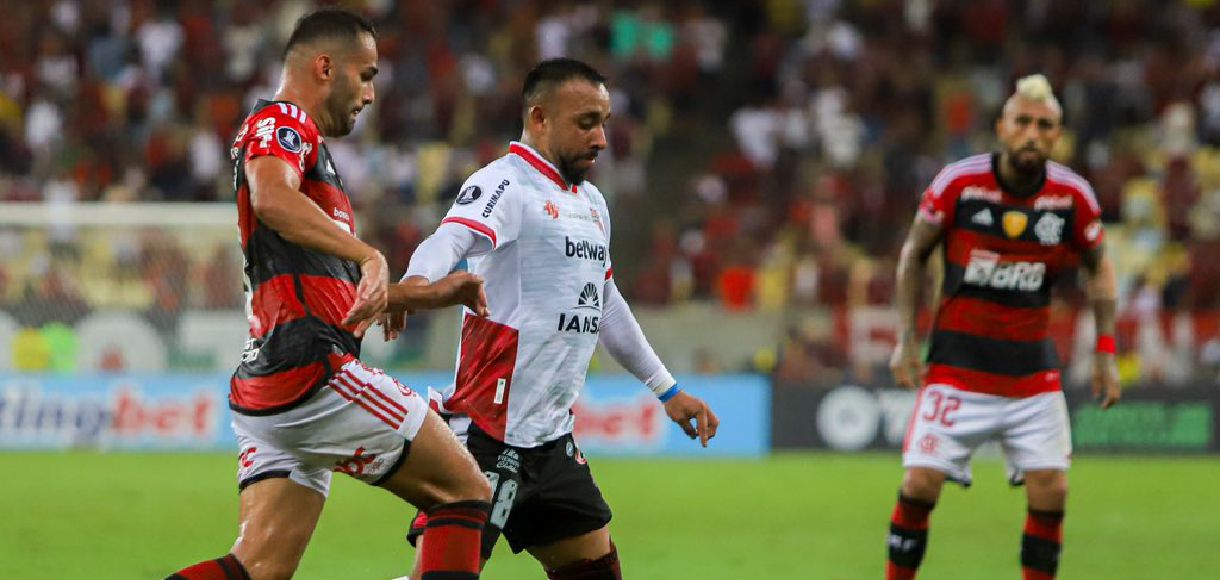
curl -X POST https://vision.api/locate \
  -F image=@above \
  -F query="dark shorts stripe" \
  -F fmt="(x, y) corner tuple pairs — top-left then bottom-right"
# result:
(928, 329), (1059, 376)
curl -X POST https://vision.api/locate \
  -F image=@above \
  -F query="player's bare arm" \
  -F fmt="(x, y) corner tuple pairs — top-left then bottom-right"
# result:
(1082, 244), (1121, 409)
(386, 274), (489, 315)
(246, 154), (388, 335)
(890, 217), (944, 389)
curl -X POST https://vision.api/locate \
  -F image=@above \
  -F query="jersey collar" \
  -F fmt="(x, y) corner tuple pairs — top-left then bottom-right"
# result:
(509, 141), (579, 193)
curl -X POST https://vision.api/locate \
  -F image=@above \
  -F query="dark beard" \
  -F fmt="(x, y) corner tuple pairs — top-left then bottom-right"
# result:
(556, 156), (588, 186)
(1010, 149), (1046, 174)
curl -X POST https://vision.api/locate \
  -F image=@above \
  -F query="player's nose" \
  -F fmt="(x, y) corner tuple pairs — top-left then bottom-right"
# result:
(590, 125), (607, 150)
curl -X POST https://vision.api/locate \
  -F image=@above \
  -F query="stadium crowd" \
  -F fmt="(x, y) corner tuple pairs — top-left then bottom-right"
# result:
(5, 0), (1220, 381)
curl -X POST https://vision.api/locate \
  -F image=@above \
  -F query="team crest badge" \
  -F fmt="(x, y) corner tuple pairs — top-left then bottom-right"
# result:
(1002, 211), (1028, 238)
(1033, 213), (1065, 246)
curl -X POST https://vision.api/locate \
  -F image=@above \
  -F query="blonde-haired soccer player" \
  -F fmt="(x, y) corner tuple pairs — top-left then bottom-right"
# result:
(884, 74), (1120, 579)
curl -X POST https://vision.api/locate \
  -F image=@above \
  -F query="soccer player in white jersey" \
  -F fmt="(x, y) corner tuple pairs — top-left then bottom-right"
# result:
(385, 58), (720, 579)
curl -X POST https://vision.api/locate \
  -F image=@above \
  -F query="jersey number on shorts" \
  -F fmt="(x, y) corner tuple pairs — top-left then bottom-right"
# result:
(484, 471), (519, 528)
(921, 390), (962, 427)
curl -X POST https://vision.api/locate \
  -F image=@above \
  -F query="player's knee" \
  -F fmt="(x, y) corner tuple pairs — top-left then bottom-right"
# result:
(427, 469), (492, 507)
(1026, 471), (1068, 499)
(901, 468), (945, 501)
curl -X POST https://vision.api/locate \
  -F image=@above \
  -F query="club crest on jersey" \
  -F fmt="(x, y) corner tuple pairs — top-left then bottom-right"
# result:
(1034, 212), (1065, 245)
(590, 208), (604, 233)
(276, 127), (302, 153)
(456, 185), (482, 205)
(544, 200), (560, 219)
(1002, 211), (1028, 238)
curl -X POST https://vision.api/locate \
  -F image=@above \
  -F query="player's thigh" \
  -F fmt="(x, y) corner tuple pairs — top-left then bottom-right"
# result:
(527, 525), (613, 570)
(902, 385), (1001, 486)
(232, 477), (326, 580)
(378, 410), (491, 509)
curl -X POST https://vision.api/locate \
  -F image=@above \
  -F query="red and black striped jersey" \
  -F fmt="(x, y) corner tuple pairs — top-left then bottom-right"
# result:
(917, 153), (1104, 398)
(228, 100), (362, 414)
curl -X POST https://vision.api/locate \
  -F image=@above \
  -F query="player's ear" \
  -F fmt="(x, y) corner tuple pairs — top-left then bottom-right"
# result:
(528, 105), (546, 131)
(316, 54), (333, 81)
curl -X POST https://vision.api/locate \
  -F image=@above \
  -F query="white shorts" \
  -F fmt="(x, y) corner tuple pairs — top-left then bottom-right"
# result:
(232, 360), (430, 496)
(901, 384), (1072, 487)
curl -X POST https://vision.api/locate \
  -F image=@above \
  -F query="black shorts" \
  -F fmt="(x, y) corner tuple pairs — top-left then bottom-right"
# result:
(408, 422), (612, 559)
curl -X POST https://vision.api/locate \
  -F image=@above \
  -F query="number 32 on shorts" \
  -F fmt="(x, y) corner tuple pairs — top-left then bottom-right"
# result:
(921, 389), (961, 427)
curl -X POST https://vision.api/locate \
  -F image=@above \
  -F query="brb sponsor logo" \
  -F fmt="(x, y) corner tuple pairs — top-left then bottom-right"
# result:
(572, 394), (666, 450)
(564, 236), (606, 264)
(963, 249), (1045, 292)
(0, 382), (218, 448)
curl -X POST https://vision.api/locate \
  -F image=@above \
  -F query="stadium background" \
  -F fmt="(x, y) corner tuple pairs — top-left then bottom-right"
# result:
(1, 0), (1218, 578)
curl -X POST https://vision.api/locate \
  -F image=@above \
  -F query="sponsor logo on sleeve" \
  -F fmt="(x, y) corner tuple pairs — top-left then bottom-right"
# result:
(481, 179), (509, 217)
(456, 185), (482, 205)
(276, 126), (302, 153)
(1085, 220), (1102, 243)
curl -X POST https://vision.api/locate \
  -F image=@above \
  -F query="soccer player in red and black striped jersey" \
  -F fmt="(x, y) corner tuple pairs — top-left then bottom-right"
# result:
(884, 75), (1121, 580)
(168, 10), (492, 580)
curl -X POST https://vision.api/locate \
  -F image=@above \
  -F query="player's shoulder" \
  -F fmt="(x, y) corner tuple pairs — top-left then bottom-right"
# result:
(460, 155), (522, 194)
(453, 155), (522, 210)
(239, 101), (318, 147)
(1046, 161), (1100, 211)
(927, 153), (993, 199)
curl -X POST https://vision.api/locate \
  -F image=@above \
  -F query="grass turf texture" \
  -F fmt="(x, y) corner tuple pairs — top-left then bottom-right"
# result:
(0, 452), (1214, 579)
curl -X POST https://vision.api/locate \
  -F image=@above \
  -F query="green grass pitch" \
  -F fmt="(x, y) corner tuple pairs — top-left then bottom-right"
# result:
(1, 452), (1215, 579)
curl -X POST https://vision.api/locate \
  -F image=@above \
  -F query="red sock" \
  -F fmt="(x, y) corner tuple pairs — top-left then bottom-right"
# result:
(419, 500), (490, 579)
(1022, 509), (1064, 580)
(166, 554), (249, 580)
(546, 542), (621, 580)
(887, 494), (934, 580)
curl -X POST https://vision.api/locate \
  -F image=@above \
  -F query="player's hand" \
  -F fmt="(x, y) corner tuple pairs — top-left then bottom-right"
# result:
(890, 336), (923, 389)
(663, 390), (719, 447)
(379, 310), (408, 341)
(430, 272), (489, 317)
(344, 251), (389, 337)
(1092, 351), (1121, 409)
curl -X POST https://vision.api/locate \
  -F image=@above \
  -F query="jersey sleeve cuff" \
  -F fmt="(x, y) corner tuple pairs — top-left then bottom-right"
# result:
(647, 373), (678, 397)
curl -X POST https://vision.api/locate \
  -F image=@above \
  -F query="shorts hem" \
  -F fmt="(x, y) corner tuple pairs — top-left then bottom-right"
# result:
(238, 469), (292, 493)
(372, 439), (412, 486)
(506, 514), (612, 554)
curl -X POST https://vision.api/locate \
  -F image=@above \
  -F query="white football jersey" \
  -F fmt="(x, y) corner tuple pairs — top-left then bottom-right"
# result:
(439, 142), (613, 447)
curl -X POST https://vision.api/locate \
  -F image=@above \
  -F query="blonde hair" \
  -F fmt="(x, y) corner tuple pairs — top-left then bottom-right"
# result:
(1004, 74), (1062, 118)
